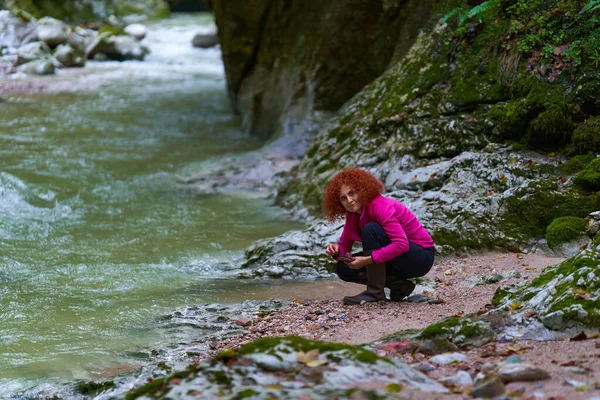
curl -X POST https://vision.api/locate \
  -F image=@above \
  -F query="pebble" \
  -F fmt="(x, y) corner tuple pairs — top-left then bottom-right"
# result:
(563, 379), (587, 387)
(497, 363), (550, 383)
(440, 370), (473, 387)
(504, 355), (522, 363)
(413, 364), (436, 372)
(429, 352), (470, 365)
(472, 372), (505, 398)
(564, 366), (589, 375)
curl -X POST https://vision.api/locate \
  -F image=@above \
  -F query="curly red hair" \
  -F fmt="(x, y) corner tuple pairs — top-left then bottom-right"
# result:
(322, 168), (384, 222)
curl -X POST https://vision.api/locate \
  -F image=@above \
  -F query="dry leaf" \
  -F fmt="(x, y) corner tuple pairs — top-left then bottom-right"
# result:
(297, 349), (320, 364)
(306, 359), (328, 368)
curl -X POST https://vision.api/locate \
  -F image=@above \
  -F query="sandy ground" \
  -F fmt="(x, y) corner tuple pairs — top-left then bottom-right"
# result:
(201, 252), (600, 399)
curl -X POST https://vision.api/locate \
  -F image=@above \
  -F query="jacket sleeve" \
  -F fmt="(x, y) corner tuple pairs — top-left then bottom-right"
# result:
(337, 219), (355, 260)
(370, 201), (409, 263)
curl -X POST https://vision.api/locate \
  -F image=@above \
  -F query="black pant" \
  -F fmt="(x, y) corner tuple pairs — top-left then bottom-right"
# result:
(335, 222), (434, 283)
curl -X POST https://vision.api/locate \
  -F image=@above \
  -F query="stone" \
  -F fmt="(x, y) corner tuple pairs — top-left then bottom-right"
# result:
(416, 339), (459, 356)
(16, 41), (51, 65)
(17, 59), (54, 75)
(192, 31), (219, 48)
(124, 24), (147, 40)
(54, 44), (85, 68)
(497, 363), (551, 383)
(0, 10), (38, 49)
(87, 32), (149, 61)
(440, 370), (473, 387)
(472, 372), (506, 398)
(36, 17), (69, 47)
(504, 355), (522, 364)
(429, 352), (469, 365)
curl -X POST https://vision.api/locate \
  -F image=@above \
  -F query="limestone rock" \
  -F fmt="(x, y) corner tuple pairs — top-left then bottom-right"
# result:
(472, 372), (505, 398)
(87, 32), (149, 61)
(54, 44), (85, 68)
(440, 370), (473, 387)
(124, 23), (147, 40)
(16, 41), (51, 65)
(192, 31), (218, 48)
(37, 17), (69, 47)
(17, 59), (55, 75)
(497, 363), (550, 383)
(429, 352), (469, 365)
(0, 11), (38, 49)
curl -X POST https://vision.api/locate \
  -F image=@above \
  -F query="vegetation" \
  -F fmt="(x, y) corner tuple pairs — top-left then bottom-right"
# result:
(545, 216), (587, 247)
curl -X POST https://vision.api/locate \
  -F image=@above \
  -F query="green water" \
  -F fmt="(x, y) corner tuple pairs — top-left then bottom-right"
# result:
(0, 14), (302, 394)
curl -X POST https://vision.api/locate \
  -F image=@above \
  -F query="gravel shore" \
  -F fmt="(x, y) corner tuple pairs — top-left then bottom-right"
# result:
(197, 252), (600, 399)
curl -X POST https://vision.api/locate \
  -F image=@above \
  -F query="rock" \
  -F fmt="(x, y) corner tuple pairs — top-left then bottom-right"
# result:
(192, 31), (219, 48)
(54, 44), (85, 68)
(440, 370), (473, 387)
(17, 59), (54, 75)
(497, 363), (551, 383)
(429, 352), (469, 365)
(0, 10), (38, 49)
(235, 318), (252, 327)
(413, 364), (436, 372)
(67, 27), (97, 54)
(416, 339), (459, 356)
(504, 355), (522, 364)
(16, 41), (51, 65)
(210, 0), (434, 137)
(87, 32), (149, 61)
(472, 372), (506, 398)
(124, 23), (147, 40)
(36, 17), (69, 47)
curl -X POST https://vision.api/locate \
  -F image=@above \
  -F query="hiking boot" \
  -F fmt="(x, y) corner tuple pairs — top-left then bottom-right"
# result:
(386, 275), (416, 302)
(343, 251), (386, 305)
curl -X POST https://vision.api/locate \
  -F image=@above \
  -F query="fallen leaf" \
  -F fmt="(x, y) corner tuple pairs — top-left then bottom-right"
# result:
(570, 332), (588, 341)
(297, 349), (320, 364)
(386, 383), (403, 393)
(306, 359), (328, 368)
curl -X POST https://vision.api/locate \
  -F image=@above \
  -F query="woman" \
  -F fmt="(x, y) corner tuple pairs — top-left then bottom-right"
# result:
(323, 168), (435, 305)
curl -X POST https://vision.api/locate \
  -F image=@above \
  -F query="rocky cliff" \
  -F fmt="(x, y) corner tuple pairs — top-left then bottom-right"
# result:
(210, 0), (437, 138)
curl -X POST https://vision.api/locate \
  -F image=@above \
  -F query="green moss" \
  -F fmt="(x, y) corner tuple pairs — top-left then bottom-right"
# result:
(528, 105), (573, 147)
(99, 25), (126, 36)
(232, 389), (258, 400)
(499, 180), (600, 239)
(125, 377), (167, 399)
(562, 154), (596, 174)
(491, 284), (517, 306)
(416, 317), (461, 339)
(545, 216), (587, 247)
(238, 336), (390, 365)
(75, 380), (115, 396)
(575, 157), (600, 191)
(572, 117), (600, 154)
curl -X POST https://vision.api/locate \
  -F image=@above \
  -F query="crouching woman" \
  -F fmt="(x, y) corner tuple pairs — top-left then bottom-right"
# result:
(323, 168), (435, 305)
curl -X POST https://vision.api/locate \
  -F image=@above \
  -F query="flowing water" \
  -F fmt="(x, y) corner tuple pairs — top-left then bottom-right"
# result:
(0, 14), (304, 396)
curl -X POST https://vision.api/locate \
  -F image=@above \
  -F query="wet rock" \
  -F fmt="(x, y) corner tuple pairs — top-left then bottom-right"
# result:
(440, 370), (473, 387)
(0, 10), (38, 49)
(87, 32), (149, 61)
(429, 352), (469, 365)
(17, 59), (54, 75)
(497, 362), (550, 383)
(124, 23), (147, 40)
(54, 44), (85, 68)
(36, 17), (69, 47)
(192, 31), (218, 48)
(416, 339), (459, 356)
(16, 41), (51, 65)
(472, 372), (506, 398)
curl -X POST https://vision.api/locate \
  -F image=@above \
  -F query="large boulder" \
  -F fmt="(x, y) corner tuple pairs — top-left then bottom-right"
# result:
(192, 31), (218, 48)
(54, 43), (85, 67)
(16, 41), (51, 65)
(86, 32), (149, 61)
(0, 10), (38, 49)
(210, 0), (436, 137)
(36, 16), (69, 47)
(124, 23), (147, 40)
(17, 58), (55, 75)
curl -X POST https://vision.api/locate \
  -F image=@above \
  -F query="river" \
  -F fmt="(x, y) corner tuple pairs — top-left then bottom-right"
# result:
(0, 13), (305, 397)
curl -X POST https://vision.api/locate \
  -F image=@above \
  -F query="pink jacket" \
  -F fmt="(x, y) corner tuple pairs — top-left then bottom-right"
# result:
(337, 194), (434, 264)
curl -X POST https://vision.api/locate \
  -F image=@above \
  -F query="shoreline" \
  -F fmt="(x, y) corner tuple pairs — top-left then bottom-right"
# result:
(182, 251), (600, 399)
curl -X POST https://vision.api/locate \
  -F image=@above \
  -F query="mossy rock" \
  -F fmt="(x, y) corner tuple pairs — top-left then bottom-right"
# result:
(572, 116), (600, 154)
(562, 154), (596, 174)
(545, 216), (587, 248)
(575, 157), (600, 191)
(75, 380), (115, 396)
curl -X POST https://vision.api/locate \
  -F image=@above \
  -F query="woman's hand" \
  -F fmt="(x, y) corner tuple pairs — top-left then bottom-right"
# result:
(326, 243), (340, 258)
(346, 256), (372, 270)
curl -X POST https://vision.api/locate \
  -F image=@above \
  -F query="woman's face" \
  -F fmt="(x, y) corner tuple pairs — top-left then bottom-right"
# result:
(339, 184), (362, 213)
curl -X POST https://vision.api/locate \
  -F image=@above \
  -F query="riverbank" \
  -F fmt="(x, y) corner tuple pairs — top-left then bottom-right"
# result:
(183, 252), (600, 399)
